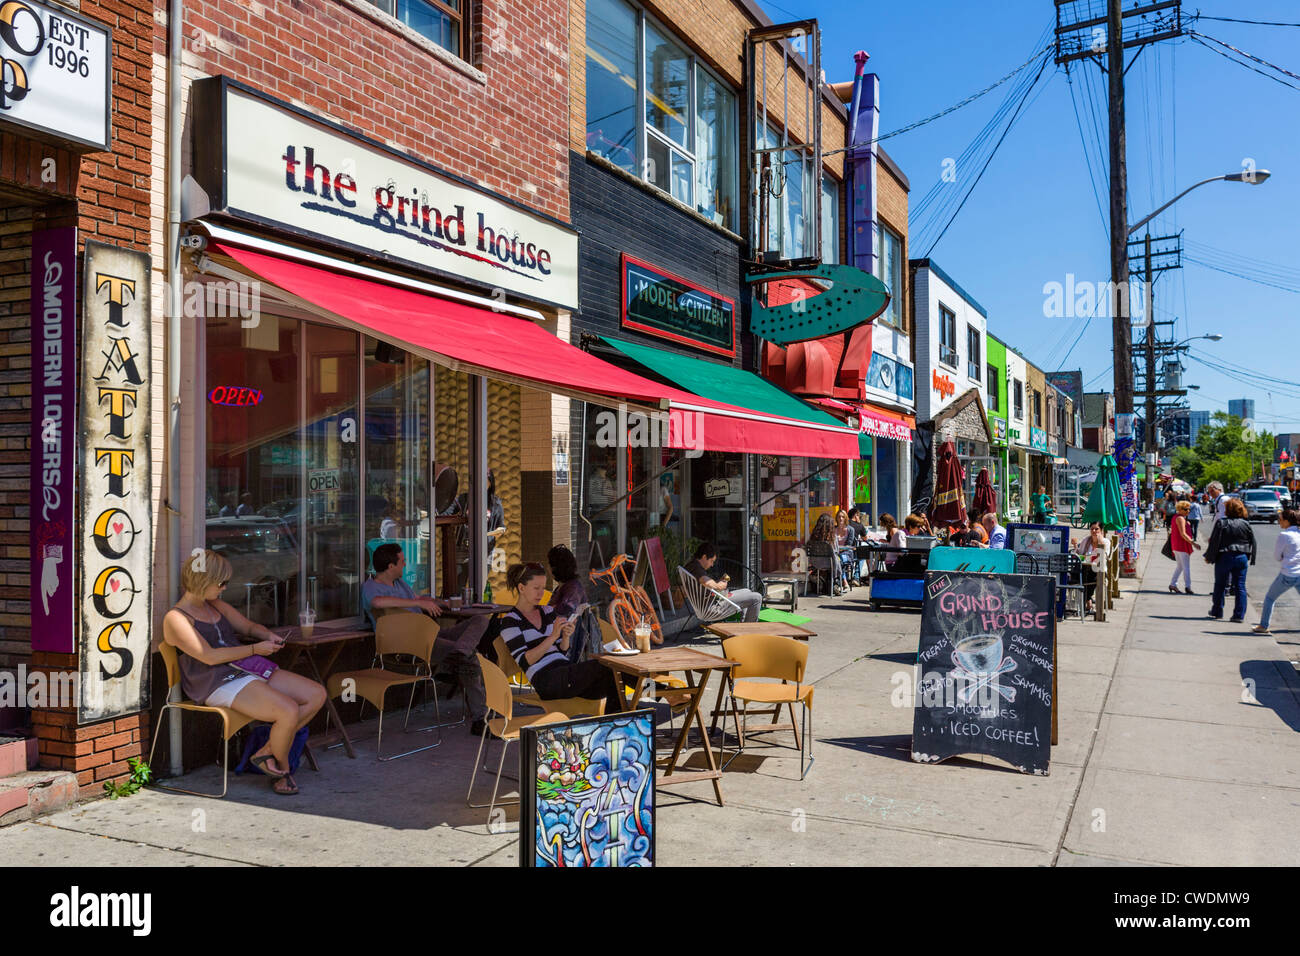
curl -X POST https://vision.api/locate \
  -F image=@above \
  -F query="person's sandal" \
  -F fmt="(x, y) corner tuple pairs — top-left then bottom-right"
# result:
(272, 774), (299, 796)
(1252, 624), (1271, 634)
(251, 753), (289, 779)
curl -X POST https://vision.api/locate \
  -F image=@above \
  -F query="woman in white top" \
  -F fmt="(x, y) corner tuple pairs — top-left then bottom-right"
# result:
(1073, 522), (1109, 614)
(1254, 508), (1300, 634)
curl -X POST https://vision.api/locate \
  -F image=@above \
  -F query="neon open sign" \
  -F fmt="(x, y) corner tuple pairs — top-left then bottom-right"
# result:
(208, 385), (265, 407)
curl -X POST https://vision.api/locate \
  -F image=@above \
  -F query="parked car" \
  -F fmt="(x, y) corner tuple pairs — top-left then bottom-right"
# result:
(1239, 489), (1282, 523)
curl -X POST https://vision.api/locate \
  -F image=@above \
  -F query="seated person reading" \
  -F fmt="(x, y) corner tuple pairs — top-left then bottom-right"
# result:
(683, 541), (762, 621)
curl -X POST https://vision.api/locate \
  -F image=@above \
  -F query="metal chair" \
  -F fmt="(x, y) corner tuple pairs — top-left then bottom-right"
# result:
(1048, 552), (1088, 620)
(1014, 552), (1046, 575)
(677, 566), (743, 627)
(149, 642), (256, 798)
(804, 540), (837, 596)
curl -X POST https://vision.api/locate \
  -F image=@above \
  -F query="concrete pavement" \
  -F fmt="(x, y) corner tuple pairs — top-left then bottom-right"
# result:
(3, 529), (1298, 867)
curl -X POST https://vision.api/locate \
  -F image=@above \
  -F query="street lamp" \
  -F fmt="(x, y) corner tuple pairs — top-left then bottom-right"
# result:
(1129, 171), (1271, 237)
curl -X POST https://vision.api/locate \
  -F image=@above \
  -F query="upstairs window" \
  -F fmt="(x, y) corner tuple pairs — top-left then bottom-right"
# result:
(873, 224), (903, 329)
(368, 0), (467, 58)
(938, 305), (957, 368)
(987, 364), (999, 412)
(1013, 380), (1024, 419)
(585, 0), (738, 230)
(967, 326), (981, 381)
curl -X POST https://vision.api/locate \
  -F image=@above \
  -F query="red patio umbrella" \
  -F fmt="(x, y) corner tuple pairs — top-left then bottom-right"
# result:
(929, 440), (968, 528)
(972, 467), (997, 519)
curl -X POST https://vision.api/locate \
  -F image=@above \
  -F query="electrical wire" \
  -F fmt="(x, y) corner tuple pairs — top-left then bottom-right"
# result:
(1066, 70), (1109, 236)
(1188, 32), (1300, 92)
(1194, 14), (1300, 28)
(1184, 255), (1300, 294)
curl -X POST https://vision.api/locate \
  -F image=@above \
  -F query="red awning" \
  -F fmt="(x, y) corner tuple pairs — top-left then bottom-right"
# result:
(812, 398), (915, 442)
(209, 240), (860, 459)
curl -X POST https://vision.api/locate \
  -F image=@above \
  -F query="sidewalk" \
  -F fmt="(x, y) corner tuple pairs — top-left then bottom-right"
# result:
(3, 541), (1297, 866)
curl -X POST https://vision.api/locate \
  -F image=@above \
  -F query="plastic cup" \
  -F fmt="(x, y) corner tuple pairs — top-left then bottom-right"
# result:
(299, 607), (316, 639)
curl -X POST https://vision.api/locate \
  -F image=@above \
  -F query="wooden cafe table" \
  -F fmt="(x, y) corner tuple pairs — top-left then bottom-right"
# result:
(704, 621), (817, 641)
(275, 620), (373, 759)
(595, 646), (737, 807)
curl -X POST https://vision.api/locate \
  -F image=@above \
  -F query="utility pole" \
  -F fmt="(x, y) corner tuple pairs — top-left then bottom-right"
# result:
(1144, 232), (1155, 494)
(1108, 0), (1131, 415)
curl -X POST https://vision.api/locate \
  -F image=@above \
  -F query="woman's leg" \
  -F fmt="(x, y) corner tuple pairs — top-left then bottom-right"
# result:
(1170, 553), (1184, 588)
(266, 669), (327, 731)
(533, 662), (622, 715)
(1210, 558), (1229, 617)
(1258, 573), (1290, 629)
(229, 679), (302, 776)
(1231, 555), (1250, 621)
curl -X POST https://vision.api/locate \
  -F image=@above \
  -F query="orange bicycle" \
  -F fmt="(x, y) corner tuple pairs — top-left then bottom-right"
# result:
(590, 553), (663, 646)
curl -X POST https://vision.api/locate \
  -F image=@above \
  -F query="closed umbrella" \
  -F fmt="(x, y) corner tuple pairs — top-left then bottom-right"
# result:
(972, 467), (997, 519)
(1081, 454), (1126, 530)
(929, 440), (968, 527)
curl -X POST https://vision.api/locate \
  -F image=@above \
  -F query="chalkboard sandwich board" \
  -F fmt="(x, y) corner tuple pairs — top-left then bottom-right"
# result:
(911, 571), (1056, 775)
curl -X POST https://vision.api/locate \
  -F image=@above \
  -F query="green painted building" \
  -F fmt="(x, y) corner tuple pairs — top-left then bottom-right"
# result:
(986, 334), (1011, 517)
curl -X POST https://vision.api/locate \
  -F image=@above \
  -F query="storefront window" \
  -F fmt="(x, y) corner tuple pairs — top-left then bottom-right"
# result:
(206, 313), (305, 628)
(758, 456), (839, 574)
(364, 339), (431, 594)
(434, 366), (473, 596)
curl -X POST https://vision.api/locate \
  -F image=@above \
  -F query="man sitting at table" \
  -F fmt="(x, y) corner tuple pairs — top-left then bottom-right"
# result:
(683, 542), (762, 622)
(361, 543), (490, 736)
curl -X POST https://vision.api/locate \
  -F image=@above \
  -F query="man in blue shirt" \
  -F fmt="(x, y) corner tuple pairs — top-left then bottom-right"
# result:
(361, 543), (490, 735)
(980, 513), (1008, 549)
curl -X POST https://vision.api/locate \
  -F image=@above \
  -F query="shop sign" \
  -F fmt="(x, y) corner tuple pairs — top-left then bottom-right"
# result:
(1030, 427), (1048, 453)
(864, 352), (915, 403)
(31, 227), (76, 653)
(991, 418), (1008, 443)
(192, 78), (578, 309)
(78, 242), (152, 723)
(1008, 427), (1022, 442)
(704, 477), (731, 499)
(0, 0), (110, 150)
(307, 468), (340, 493)
(1050, 438), (1061, 456)
(857, 406), (911, 442)
(208, 384), (264, 407)
(621, 255), (734, 357)
(932, 369), (955, 400)
(761, 505), (836, 542)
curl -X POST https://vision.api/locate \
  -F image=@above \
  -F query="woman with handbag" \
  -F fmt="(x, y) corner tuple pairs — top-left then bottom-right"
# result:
(1204, 497), (1257, 623)
(162, 550), (327, 795)
(1073, 522), (1108, 615)
(1167, 500), (1201, 594)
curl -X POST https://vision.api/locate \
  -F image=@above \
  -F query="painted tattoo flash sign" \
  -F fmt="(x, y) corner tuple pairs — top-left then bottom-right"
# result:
(77, 242), (152, 722)
(912, 572), (1056, 775)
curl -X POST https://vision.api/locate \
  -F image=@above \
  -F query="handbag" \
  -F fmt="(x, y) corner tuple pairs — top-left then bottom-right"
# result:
(231, 655), (279, 679)
(1160, 535), (1174, 561)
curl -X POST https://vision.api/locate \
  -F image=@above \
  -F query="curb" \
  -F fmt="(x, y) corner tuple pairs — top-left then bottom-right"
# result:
(0, 770), (81, 827)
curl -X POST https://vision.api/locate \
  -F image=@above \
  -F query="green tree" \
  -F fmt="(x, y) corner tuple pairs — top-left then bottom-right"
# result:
(1178, 413), (1273, 489)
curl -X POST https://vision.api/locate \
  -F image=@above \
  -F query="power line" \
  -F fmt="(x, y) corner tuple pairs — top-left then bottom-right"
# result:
(1066, 72), (1109, 235)
(1194, 14), (1300, 28)
(920, 51), (1052, 257)
(1183, 255), (1300, 294)
(1188, 32), (1300, 92)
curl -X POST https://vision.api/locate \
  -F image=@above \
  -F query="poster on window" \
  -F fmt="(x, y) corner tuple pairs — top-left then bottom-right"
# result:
(520, 710), (655, 867)
(77, 242), (152, 723)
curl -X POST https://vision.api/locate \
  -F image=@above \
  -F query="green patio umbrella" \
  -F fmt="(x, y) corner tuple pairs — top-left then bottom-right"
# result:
(1080, 454), (1126, 530)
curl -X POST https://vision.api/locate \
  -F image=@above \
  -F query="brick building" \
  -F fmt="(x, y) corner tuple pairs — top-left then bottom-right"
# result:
(0, 0), (155, 794)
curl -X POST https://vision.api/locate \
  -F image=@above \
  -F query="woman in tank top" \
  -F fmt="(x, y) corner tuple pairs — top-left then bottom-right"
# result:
(162, 550), (326, 795)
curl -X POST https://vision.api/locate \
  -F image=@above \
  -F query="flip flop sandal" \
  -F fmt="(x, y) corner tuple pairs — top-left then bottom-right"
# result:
(272, 775), (299, 796)
(251, 753), (289, 779)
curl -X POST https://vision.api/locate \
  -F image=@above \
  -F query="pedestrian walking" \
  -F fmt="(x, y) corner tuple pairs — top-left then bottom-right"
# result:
(1168, 500), (1200, 594)
(1188, 496), (1202, 540)
(1204, 496), (1257, 623)
(1253, 508), (1300, 635)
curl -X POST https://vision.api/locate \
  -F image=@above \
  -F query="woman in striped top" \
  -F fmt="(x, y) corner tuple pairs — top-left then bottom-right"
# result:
(501, 563), (622, 715)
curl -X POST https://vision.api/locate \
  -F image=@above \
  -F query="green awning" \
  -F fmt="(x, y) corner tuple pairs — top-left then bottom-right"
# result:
(859, 433), (873, 458)
(601, 336), (858, 453)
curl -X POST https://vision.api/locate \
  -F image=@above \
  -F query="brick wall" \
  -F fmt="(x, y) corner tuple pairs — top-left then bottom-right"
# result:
(175, 0), (571, 223)
(0, 204), (33, 672)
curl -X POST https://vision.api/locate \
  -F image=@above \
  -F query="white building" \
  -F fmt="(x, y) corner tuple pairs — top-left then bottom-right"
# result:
(911, 259), (988, 422)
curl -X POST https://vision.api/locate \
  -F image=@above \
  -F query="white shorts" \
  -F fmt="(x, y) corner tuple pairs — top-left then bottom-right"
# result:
(205, 674), (262, 709)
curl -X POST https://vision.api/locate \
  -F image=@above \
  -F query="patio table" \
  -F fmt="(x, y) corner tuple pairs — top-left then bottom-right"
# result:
(596, 646), (737, 807)
(275, 622), (372, 759)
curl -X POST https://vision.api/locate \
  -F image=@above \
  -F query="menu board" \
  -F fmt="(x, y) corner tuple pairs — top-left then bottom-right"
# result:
(912, 572), (1056, 775)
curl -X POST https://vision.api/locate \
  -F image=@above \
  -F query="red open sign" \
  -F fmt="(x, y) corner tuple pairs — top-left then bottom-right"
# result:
(208, 386), (265, 407)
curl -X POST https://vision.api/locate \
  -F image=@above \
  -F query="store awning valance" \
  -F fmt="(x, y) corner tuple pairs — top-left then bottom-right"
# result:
(598, 336), (860, 458)
(206, 236), (860, 459)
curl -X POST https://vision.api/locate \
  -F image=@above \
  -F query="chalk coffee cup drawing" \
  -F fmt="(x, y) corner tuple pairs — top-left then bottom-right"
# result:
(951, 634), (1016, 704)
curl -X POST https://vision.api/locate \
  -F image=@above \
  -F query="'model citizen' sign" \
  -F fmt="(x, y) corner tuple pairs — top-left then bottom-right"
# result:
(621, 254), (735, 357)
(192, 77), (578, 310)
(0, 0), (110, 150)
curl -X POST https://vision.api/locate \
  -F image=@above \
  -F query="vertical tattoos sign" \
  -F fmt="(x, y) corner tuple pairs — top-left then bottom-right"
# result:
(78, 242), (151, 721)
(31, 227), (76, 652)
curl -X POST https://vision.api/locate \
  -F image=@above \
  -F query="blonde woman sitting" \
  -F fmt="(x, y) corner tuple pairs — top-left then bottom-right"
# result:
(162, 550), (326, 795)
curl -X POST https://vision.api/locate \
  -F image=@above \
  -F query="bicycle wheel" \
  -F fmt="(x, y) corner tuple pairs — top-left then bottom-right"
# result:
(629, 587), (663, 644)
(608, 599), (639, 645)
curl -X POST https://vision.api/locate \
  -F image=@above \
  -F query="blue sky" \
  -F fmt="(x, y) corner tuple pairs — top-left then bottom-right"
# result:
(760, 0), (1300, 434)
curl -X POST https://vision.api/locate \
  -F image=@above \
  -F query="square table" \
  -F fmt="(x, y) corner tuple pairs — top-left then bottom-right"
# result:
(705, 621), (816, 641)
(596, 646), (737, 807)
(275, 622), (372, 759)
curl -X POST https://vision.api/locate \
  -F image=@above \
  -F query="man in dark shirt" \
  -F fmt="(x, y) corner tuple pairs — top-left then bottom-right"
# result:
(684, 541), (762, 622)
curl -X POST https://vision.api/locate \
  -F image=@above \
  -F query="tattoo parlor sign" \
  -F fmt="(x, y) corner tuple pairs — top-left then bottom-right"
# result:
(31, 227), (75, 652)
(912, 571), (1055, 775)
(191, 77), (578, 310)
(77, 242), (151, 722)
